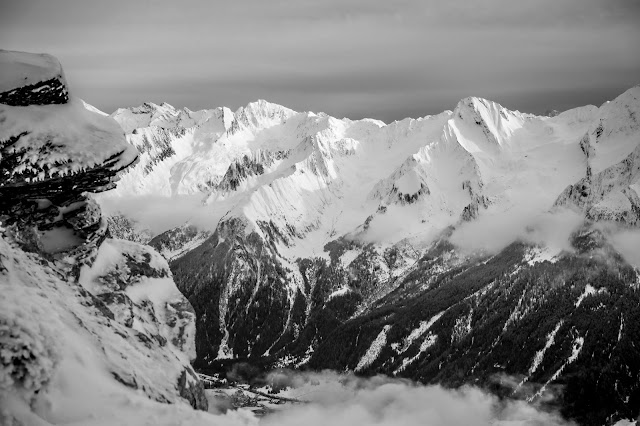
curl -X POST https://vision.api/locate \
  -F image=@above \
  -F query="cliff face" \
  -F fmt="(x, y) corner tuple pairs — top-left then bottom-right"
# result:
(0, 50), (207, 424)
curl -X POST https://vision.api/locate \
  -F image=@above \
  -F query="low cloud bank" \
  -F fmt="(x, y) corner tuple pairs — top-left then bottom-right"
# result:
(99, 192), (640, 273)
(98, 194), (223, 234)
(216, 371), (575, 426)
(450, 205), (585, 255)
(602, 225), (640, 268)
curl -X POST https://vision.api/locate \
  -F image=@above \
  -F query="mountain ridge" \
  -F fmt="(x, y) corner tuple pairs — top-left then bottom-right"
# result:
(100, 85), (640, 426)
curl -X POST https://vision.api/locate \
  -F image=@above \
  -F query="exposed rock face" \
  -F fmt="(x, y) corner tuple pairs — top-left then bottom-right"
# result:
(0, 76), (68, 106)
(177, 368), (208, 411)
(0, 49), (207, 422)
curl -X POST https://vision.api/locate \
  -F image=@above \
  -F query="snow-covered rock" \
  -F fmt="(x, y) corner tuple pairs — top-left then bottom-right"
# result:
(0, 49), (68, 106)
(0, 49), (138, 264)
(0, 50), (209, 424)
(0, 237), (207, 419)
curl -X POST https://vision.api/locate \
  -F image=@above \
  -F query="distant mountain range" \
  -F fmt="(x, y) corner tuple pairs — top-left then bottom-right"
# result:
(101, 86), (640, 425)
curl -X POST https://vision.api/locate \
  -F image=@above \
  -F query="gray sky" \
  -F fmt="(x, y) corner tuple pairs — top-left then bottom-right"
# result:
(2, 0), (639, 121)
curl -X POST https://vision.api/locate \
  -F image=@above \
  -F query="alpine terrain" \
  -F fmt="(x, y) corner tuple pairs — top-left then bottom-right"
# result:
(100, 81), (640, 424)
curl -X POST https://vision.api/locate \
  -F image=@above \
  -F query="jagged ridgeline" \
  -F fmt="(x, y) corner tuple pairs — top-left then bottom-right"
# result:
(0, 50), (211, 424)
(104, 81), (640, 425)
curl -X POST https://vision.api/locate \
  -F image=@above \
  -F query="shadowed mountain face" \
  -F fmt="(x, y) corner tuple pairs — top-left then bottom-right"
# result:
(104, 86), (640, 425)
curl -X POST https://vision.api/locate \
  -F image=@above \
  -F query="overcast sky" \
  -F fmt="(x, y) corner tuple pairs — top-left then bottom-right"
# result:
(2, 0), (639, 121)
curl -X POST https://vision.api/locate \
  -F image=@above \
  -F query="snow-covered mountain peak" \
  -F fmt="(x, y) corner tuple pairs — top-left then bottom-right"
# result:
(571, 85), (640, 177)
(454, 96), (513, 118)
(129, 101), (176, 116)
(594, 85), (640, 138)
(553, 85), (640, 225)
(452, 96), (528, 152)
(112, 102), (174, 133)
(241, 98), (295, 114)
(229, 99), (297, 134)
(111, 101), (219, 134)
(552, 104), (598, 126)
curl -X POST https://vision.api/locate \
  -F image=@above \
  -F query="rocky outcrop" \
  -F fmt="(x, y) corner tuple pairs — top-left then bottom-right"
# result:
(0, 76), (68, 106)
(177, 368), (208, 411)
(78, 239), (196, 354)
(227, 99), (296, 136)
(460, 180), (490, 221)
(0, 50), (207, 423)
(78, 238), (206, 409)
(0, 50), (138, 269)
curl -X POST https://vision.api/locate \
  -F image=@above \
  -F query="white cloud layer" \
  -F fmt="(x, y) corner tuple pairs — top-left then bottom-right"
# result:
(99, 194), (223, 234)
(216, 371), (575, 426)
(450, 204), (585, 255)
